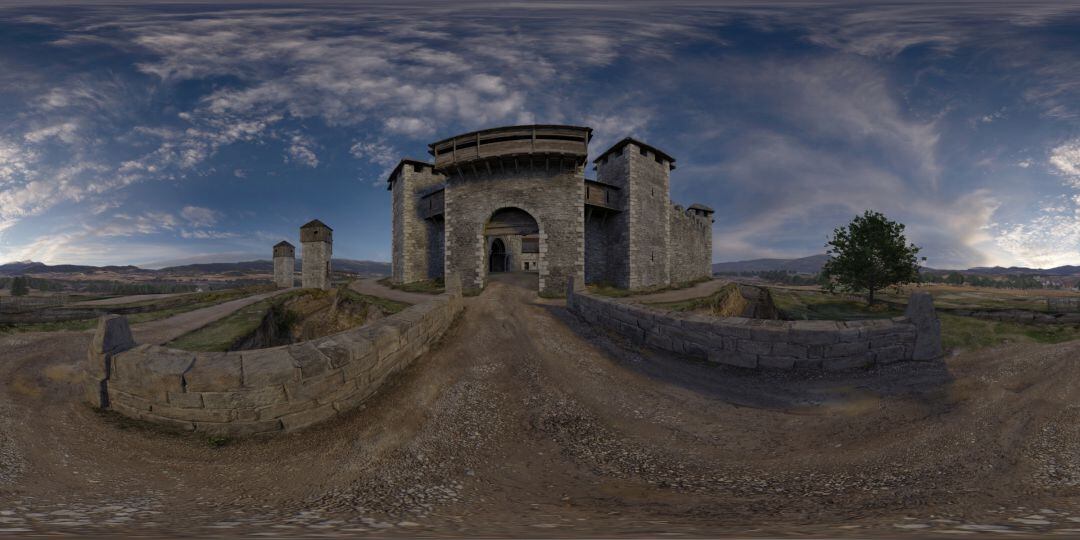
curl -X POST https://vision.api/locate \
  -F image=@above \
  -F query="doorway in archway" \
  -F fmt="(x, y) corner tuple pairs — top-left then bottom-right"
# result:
(489, 238), (508, 272)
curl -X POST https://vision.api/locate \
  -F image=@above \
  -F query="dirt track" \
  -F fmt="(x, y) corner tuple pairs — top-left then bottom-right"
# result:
(1, 273), (1080, 536)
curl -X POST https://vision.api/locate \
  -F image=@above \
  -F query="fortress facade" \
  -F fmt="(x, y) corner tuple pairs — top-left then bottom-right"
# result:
(388, 125), (713, 295)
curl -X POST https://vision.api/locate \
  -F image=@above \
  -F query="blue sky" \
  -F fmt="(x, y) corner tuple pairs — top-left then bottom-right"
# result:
(1, 1), (1079, 269)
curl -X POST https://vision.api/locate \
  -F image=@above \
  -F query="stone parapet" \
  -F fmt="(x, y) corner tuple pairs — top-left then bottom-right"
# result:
(87, 293), (463, 436)
(569, 288), (941, 371)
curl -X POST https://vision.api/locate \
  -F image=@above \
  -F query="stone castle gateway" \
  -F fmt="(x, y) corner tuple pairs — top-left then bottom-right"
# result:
(389, 125), (714, 295)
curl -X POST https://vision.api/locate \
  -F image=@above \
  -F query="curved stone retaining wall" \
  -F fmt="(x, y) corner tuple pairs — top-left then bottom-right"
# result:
(85, 293), (462, 436)
(567, 281), (941, 371)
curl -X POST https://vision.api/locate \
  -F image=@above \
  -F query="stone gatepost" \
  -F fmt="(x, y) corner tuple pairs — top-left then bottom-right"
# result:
(272, 241), (295, 289)
(85, 314), (135, 408)
(445, 271), (463, 298)
(905, 292), (943, 361)
(300, 219), (333, 290)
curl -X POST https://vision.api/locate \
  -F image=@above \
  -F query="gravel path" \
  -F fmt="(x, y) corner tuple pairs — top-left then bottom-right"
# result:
(1, 274), (1079, 536)
(131, 288), (292, 345)
(349, 278), (433, 305)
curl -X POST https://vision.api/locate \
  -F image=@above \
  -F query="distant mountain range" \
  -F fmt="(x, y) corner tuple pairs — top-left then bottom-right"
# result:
(0, 259), (391, 277)
(712, 254), (1080, 277)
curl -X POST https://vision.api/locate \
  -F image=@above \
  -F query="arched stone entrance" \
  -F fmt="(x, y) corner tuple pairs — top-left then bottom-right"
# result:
(483, 207), (541, 286)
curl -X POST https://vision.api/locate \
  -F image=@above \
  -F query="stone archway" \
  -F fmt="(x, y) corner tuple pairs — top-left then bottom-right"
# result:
(483, 207), (541, 287)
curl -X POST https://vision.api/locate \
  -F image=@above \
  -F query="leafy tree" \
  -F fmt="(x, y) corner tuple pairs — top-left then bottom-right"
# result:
(10, 276), (29, 296)
(945, 272), (966, 286)
(820, 210), (921, 305)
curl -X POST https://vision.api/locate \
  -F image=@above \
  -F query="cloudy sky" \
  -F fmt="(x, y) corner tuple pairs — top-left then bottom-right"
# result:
(1, 1), (1079, 269)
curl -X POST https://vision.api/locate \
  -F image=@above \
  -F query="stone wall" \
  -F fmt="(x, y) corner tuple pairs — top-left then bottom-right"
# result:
(273, 256), (294, 289)
(301, 241), (332, 290)
(85, 293), (464, 436)
(594, 156), (631, 288)
(668, 205), (712, 284)
(444, 162), (584, 296)
(568, 282), (942, 371)
(391, 161), (446, 284)
(627, 144), (672, 289)
(1048, 297), (1080, 313)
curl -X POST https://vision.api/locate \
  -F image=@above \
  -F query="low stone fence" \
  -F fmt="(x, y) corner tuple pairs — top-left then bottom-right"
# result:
(1048, 297), (1080, 313)
(568, 280), (941, 371)
(85, 292), (463, 437)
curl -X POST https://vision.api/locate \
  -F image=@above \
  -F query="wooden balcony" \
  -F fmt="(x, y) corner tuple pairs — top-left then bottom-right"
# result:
(429, 125), (591, 171)
(584, 180), (622, 213)
(419, 188), (444, 220)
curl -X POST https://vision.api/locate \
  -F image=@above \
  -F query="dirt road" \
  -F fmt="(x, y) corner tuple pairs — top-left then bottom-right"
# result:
(70, 293), (187, 307)
(1, 273), (1079, 536)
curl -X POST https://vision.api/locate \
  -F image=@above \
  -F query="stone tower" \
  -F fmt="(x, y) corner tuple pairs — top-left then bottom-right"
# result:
(389, 159), (445, 285)
(272, 241), (295, 289)
(300, 219), (333, 290)
(594, 138), (674, 289)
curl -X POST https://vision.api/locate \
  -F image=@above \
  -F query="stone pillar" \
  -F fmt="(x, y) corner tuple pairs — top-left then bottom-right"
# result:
(272, 241), (295, 289)
(905, 292), (943, 361)
(300, 219), (333, 290)
(85, 315), (136, 408)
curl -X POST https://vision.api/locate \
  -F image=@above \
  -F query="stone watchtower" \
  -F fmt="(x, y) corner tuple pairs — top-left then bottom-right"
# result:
(300, 220), (333, 290)
(272, 241), (295, 288)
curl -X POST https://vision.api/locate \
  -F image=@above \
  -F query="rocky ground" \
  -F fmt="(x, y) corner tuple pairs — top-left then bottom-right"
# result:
(0, 273), (1079, 537)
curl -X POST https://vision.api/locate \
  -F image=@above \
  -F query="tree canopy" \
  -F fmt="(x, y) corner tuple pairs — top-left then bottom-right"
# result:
(820, 210), (921, 304)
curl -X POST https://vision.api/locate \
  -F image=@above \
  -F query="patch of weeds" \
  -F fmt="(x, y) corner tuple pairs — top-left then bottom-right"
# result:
(377, 277), (445, 294)
(588, 276), (712, 298)
(206, 435), (230, 448)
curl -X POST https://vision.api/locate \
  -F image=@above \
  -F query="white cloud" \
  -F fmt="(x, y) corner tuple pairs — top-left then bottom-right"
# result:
(285, 134), (319, 167)
(1050, 139), (1080, 185)
(180, 205), (220, 227)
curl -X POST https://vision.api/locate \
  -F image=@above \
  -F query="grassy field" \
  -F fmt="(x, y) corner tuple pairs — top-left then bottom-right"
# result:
(768, 286), (1080, 352)
(377, 277), (445, 294)
(0, 285), (277, 334)
(166, 290), (306, 352)
(770, 282), (1080, 312)
(588, 276), (712, 298)
(167, 287), (408, 352)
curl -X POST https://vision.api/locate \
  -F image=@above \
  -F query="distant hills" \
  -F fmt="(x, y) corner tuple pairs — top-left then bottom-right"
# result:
(712, 255), (1080, 277)
(0, 259), (391, 277)
(712, 254), (830, 274)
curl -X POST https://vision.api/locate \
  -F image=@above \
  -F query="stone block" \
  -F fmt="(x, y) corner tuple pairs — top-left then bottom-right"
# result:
(313, 336), (353, 369)
(771, 342), (808, 358)
(89, 314), (136, 357)
(256, 400), (317, 421)
(195, 419), (283, 437)
(737, 340), (772, 356)
(184, 352), (242, 392)
(874, 344), (908, 364)
(240, 347), (298, 388)
(825, 341), (869, 357)
(151, 404), (233, 423)
(111, 390), (152, 411)
(333, 385), (377, 413)
(280, 403), (337, 431)
(758, 355), (796, 370)
(201, 385), (288, 409)
(139, 411), (196, 432)
(166, 391), (203, 409)
(316, 377), (360, 407)
(793, 357), (823, 370)
(289, 342), (333, 376)
(284, 369), (345, 402)
(374, 324), (402, 360)
(708, 350), (757, 368)
(111, 347), (195, 401)
(905, 292), (943, 361)
(823, 353), (873, 372)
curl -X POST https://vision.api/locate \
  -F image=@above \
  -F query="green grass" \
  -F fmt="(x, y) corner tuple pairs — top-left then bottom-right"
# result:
(377, 277), (445, 294)
(167, 287), (408, 352)
(166, 291), (303, 352)
(0, 285), (277, 335)
(769, 288), (901, 321)
(588, 276), (712, 298)
(939, 313), (1080, 351)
